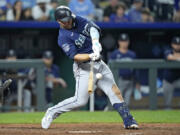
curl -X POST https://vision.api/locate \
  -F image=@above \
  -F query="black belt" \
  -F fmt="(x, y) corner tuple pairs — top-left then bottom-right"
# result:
(83, 59), (101, 64)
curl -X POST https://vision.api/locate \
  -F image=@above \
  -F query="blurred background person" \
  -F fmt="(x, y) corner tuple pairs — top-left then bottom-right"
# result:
(103, 0), (118, 22)
(58, 0), (69, 6)
(20, 0), (36, 9)
(0, 0), (9, 20)
(21, 8), (33, 21)
(6, 0), (23, 21)
(173, 9), (180, 22)
(42, 50), (67, 108)
(109, 33), (137, 106)
(7, 0), (36, 9)
(69, 0), (95, 20)
(127, 0), (143, 22)
(18, 68), (36, 112)
(109, 2), (128, 23)
(141, 8), (154, 23)
(49, 0), (59, 21)
(163, 36), (180, 109)
(2, 50), (18, 109)
(32, 0), (52, 21)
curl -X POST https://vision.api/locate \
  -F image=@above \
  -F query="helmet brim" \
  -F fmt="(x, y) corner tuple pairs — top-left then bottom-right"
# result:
(59, 16), (72, 22)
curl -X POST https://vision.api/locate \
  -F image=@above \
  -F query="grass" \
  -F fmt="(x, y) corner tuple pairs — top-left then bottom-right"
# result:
(0, 110), (180, 124)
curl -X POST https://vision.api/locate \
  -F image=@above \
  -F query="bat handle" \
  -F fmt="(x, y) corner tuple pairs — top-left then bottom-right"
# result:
(88, 61), (94, 94)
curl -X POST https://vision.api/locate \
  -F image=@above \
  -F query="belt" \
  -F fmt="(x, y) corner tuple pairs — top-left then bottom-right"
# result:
(82, 59), (101, 64)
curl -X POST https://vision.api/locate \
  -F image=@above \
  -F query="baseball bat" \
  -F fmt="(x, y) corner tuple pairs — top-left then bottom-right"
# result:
(88, 61), (94, 94)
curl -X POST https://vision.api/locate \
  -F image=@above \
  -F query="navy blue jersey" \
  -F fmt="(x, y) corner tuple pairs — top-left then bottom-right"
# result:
(58, 16), (100, 59)
(163, 49), (180, 83)
(45, 64), (60, 78)
(44, 64), (60, 103)
(110, 49), (136, 78)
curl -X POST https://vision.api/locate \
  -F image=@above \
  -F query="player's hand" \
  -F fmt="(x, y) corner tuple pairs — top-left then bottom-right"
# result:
(92, 40), (102, 54)
(57, 78), (67, 88)
(89, 53), (100, 61)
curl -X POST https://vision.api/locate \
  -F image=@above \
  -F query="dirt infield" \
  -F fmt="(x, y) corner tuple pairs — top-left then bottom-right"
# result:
(0, 123), (180, 135)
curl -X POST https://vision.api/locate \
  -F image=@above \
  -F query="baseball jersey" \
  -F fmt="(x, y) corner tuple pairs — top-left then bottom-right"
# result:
(45, 64), (60, 89)
(110, 49), (136, 78)
(58, 16), (100, 59)
(163, 49), (180, 83)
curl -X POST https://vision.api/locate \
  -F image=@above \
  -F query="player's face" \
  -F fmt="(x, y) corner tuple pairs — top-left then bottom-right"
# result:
(172, 44), (180, 53)
(43, 58), (53, 67)
(118, 40), (129, 49)
(58, 19), (73, 29)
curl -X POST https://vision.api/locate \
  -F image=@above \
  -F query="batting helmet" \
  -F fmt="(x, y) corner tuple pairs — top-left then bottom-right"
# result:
(55, 6), (73, 22)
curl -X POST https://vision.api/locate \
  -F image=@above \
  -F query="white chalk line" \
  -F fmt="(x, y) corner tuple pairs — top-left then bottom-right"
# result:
(68, 130), (103, 134)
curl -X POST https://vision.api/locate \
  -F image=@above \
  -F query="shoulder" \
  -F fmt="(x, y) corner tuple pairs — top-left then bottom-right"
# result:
(58, 29), (71, 39)
(164, 49), (173, 56)
(76, 15), (88, 23)
(127, 8), (135, 14)
(52, 64), (59, 70)
(58, 29), (70, 46)
(128, 50), (136, 55)
(111, 49), (119, 55)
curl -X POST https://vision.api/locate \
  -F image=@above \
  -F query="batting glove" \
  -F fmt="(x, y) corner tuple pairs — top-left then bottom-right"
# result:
(89, 53), (100, 61)
(92, 40), (102, 54)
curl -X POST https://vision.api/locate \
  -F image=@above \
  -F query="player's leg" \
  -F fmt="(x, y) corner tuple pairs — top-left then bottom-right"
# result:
(118, 78), (133, 106)
(123, 80), (133, 106)
(97, 61), (138, 129)
(163, 79), (174, 109)
(23, 89), (32, 112)
(41, 64), (89, 129)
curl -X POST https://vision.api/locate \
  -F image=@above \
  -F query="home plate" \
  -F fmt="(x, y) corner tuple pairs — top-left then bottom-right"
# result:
(68, 130), (103, 134)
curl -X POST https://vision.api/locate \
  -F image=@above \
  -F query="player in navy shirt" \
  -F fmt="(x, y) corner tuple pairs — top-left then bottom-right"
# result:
(163, 36), (180, 109)
(41, 6), (138, 130)
(42, 51), (67, 107)
(110, 33), (137, 105)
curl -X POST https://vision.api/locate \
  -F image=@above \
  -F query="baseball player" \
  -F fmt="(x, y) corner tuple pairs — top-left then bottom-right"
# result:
(109, 33), (137, 106)
(163, 36), (180, 109)
(41, 6), (138, 129)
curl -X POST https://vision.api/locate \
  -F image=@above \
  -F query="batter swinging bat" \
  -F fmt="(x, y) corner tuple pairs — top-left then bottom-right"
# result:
(88, 61), (94, 94)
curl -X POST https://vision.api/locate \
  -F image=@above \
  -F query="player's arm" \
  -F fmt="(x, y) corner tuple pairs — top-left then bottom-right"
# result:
(84, 20), (102, 54)
(167, 54), (180, 61)
(89, 27), (102, 54)
(74, 53), (100, 62)
(74, 54), (90, 62)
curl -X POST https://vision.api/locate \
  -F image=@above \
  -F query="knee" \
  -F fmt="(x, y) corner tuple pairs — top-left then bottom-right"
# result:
(75, 99), (88, 108)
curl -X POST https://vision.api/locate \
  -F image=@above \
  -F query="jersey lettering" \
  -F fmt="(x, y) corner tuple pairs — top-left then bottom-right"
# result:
(75, 34), (86, 48)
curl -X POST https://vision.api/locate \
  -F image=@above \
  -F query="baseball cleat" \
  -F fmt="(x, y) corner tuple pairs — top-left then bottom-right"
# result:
(125, 123), (139, 129)
(124, 117), (139, 129)
(41, 113), (53, 129)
